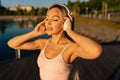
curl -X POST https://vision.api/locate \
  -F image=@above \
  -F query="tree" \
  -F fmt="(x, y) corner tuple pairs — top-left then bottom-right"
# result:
(104, 0), (120, 12)
(29, 7), (37, 15)
(89, 0), (102, 12)
(67, 0), (74, 11)
(0, 5), (6, 15)
(72, 0), (81, 13)
(79, 1), (89, 14)
(37, 7), (47, 16)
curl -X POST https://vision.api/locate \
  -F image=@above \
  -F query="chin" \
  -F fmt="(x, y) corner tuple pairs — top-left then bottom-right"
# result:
(46, 31), (61, 35)
(46, 32), (52, 35)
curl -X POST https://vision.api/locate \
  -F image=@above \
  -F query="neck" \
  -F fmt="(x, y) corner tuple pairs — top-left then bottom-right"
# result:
(51, 33), (66, 44)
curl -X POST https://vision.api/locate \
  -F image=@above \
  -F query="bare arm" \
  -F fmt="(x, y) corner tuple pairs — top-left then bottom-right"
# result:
(65, 17), (102, 59)
(68, 31), (102, 59)
(7, 20), (46, 50)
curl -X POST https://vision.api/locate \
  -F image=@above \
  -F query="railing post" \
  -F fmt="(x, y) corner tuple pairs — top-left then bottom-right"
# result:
(15, 49), (21, 59)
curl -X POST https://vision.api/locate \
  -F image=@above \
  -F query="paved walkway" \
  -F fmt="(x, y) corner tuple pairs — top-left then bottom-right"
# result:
(0, 54), (39, 80)
(74, 21), (120, 43)
(0, 44), (120, 80)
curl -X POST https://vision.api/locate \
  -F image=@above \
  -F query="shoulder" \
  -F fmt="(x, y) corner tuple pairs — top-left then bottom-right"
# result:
(63, 42), (79, 63)
(68, 42), (79, 50)
(34, 38), (48, 49)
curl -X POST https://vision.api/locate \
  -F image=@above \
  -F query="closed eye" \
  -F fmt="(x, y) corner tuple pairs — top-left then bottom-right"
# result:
(53, 20), (58, 21)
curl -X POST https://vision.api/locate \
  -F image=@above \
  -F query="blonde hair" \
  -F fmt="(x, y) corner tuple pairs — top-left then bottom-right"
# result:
(47, 4), (70, 20)
(47, 4), (75, 41)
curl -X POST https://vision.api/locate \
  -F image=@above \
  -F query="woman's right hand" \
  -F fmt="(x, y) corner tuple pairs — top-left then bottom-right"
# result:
(32, 20), (46, 36)
(7, 20), (47, 50)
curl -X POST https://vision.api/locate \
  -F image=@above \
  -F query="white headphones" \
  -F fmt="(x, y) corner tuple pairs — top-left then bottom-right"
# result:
(61, 5), (71, 14)
(61, 5), (72, 31)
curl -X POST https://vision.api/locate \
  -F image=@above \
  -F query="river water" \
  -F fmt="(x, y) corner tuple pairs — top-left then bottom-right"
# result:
(0, 19), (49, 60)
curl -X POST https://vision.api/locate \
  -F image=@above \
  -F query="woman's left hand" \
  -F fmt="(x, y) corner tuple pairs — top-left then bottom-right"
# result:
(64, 13), (72, 32)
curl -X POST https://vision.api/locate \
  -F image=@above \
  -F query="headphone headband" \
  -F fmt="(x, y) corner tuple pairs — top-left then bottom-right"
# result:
(61, 5), (70, 14)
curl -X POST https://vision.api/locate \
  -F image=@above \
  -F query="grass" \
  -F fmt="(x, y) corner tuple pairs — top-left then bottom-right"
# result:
(75, 16), (120, 29)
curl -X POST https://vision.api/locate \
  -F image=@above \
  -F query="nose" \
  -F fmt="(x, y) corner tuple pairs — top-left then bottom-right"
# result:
(46, 20), (52, 25)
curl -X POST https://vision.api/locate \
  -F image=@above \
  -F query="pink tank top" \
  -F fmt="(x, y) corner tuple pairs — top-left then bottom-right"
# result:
(37, 40), (72, 80)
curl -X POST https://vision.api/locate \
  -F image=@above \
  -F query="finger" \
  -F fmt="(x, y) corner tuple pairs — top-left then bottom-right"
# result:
(68, 13), (73, 21)
(42, 19), (46, 23)
(64, 17), (69, 21)
(64, 17), (71, 23)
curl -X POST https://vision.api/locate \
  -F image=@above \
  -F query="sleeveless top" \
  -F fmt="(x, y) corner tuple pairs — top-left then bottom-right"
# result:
(37, 40), (72, 80)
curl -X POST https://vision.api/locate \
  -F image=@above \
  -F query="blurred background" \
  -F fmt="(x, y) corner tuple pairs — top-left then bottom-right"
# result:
(0, 0), (120, 59)
(0, 0), (120, 60)
(0, 0), (120, 80)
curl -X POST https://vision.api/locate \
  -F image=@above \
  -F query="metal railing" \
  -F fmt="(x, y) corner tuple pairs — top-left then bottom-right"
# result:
(15, 49), (21, 59)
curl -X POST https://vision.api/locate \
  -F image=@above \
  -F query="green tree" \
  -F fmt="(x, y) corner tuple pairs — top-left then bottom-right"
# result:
(38, 7), (47, 16)
(67, 0), (74, 11)
(0, 5), (6, 15)
(88, 0), (120, 13)
(72, 0), (81, 13)
(88, 0), (102, 13)
(104, 0), (120, 12)
(17, 9), (24, 15)
(29, 7), (37, 15)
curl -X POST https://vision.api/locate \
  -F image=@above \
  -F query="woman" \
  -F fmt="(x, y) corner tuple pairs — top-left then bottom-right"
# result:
(7, 4), (102, 80)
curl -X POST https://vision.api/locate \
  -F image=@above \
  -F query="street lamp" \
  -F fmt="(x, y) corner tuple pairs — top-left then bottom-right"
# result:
(86, 6), (88, 17)
(102, 1), (108, 19)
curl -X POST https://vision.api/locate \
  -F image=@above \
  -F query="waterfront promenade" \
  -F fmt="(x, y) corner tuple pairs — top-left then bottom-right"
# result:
(0, 43), (120, 80)
(0, 17), (120, 80)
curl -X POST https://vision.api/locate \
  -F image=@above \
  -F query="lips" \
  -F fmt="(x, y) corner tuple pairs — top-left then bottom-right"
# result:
(46, 27), (52, 31)
(46, 27), (53, 35)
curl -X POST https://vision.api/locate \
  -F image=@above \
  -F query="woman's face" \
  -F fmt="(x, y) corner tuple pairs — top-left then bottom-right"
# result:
(45, 8), (64, 35)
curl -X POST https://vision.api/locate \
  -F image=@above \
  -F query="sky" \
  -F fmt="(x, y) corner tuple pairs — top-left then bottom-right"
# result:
(1, 0), (88, 8)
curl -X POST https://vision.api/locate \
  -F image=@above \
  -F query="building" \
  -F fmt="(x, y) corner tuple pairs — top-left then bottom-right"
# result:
(9, 4), (33, 12)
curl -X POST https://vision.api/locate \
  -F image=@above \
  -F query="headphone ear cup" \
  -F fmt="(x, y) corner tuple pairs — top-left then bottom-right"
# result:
(63, 20), (68, 31)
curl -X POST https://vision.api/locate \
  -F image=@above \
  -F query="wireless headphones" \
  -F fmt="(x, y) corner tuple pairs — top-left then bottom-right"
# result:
(61, 5), (71, 14)
(48, 4), (72, 31)
(61, 5), (73, 31)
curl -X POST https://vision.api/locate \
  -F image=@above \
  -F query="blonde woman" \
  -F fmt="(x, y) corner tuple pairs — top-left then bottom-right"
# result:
(8, 4), (102, 80)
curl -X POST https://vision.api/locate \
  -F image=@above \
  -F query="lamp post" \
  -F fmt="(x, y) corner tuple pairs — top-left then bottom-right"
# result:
(104, 2), (108, 19)
(102, 1), (108, 19)
(86, 6), (88, 17)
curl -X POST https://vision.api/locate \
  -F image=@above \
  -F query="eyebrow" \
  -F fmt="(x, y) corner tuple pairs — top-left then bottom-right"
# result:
(46, 15), (60, 18)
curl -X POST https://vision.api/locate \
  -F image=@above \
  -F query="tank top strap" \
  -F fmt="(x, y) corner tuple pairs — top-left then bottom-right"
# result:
(43, 39), (49, 49)
(60, 43), (70, 54)
(43, 39), (70, 54)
